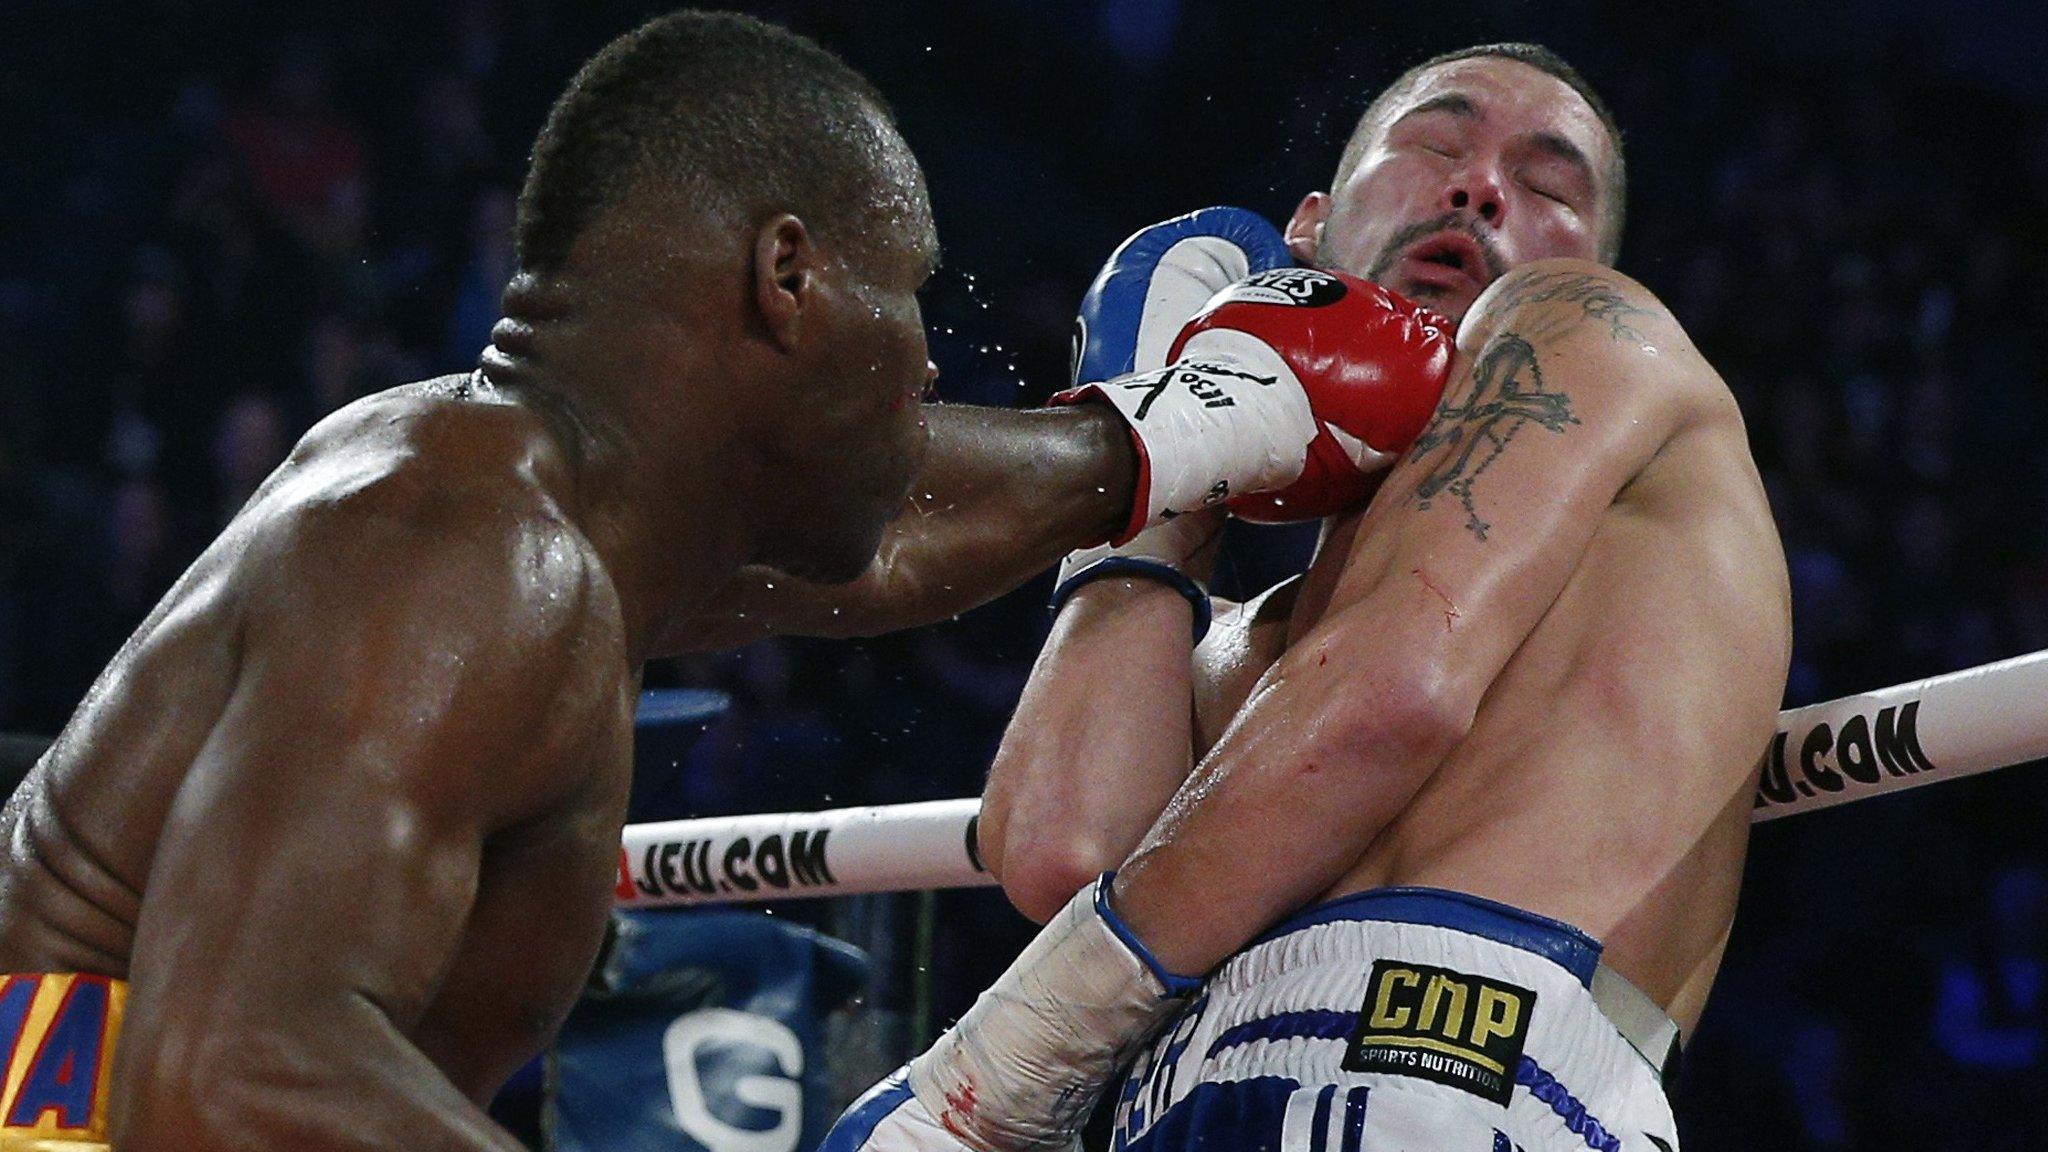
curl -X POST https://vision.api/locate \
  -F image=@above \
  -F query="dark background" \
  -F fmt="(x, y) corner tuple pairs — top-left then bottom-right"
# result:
(5, 0), (2048, 1146)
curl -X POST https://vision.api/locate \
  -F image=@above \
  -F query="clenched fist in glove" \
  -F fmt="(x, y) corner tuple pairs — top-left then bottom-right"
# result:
(1053, 207), (1292, 639)
(1059, 266), (1454, 540)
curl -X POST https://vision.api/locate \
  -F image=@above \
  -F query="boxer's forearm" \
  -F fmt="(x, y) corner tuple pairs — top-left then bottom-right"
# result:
(981, 580), (1196, 921)
(1108, 588), (1470, 977)
(667, 404), (1135, 649)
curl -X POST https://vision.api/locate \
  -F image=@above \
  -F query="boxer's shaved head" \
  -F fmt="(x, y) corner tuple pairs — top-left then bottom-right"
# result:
(516, 9), (933, 274)
(1336, 43), (1626, 262)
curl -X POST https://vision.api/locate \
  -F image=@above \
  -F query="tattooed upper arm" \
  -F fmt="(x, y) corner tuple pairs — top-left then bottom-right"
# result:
(1409, 332), (1580, 541)
(1477, 265), (1662, 345)
(1400, 259), (1703, 543)
(1289, 260), (1714, 724)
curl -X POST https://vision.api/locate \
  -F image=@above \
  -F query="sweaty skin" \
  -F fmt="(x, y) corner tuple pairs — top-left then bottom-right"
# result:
(1179, 263), (1785, 1032)
(0, 384), (632, 1147)
(983, 55), (1790, 1041)
(0, 39), (1164, 1134)
(988, 261), (1788, 1037)
(0, 382), (1136, 1145)
(0, 186), (1140, 1152)
(669, 402), (1135, 651)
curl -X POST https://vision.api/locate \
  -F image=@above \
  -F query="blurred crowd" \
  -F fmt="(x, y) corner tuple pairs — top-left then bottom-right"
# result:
(4, 0), (2047, 1145)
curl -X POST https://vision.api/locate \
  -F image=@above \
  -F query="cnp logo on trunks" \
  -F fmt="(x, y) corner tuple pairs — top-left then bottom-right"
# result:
(1343, 960), (1534, 1106)
(1214, 268), (1348, 308)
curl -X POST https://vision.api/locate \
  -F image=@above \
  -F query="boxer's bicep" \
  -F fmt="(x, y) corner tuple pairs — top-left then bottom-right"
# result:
(120, 500), (592, 1146)
(667, 405), (1135, 648)
(1325, 262), (1709, 700)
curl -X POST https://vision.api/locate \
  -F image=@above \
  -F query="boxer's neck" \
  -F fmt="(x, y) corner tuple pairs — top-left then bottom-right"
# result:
(481, 273), (774, 662)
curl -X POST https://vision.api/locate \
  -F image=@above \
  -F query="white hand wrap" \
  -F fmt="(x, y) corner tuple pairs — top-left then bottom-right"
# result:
(904, 876), (1195, 1151)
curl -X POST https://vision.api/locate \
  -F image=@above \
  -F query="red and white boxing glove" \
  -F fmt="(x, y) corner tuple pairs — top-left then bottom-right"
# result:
(1178, 267), (1453, 522)
(1057, 267), (1453, 538)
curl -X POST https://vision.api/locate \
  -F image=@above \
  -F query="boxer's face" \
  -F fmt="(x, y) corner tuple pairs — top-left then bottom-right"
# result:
(1294, 57), (1615, 323)
(772, 210), (937, 585)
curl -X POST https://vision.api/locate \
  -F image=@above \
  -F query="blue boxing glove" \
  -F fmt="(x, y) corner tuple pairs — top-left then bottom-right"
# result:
(1071, 206), (1294, 388)
(1052, 208), (1291, 640)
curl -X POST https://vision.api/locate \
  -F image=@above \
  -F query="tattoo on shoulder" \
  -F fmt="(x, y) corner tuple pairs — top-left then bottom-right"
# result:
(1408, 332), (1579, 541)
(1489, 270), (1653, 344)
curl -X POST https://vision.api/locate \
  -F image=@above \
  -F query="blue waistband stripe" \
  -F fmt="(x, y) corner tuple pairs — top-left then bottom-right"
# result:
(1248, 886), (1604, 987)
(1204, 1008), (1357, 1061)
(1340, 1086), (1369, 1152)
(1516, 1056), (1622, 1152)
(1307, 1084), (1335, 1152)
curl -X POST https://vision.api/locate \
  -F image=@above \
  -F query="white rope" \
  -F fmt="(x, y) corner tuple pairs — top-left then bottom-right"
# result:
(1751, 648), (2048, 820)
(616, 798), (992, 908)
(617, 648), (2048, 907)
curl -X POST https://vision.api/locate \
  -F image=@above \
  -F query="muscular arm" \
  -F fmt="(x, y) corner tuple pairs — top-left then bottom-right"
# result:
(978, 513), (1281, 922)
(114, 484), (616, 1151)
(1111, 260), (1722, 975)
(663, 403), (1135, 650)
(979, 575), (1201, 923)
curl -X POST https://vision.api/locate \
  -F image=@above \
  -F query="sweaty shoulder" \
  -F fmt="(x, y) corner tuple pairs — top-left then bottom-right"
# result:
(245, 383), (583, 590)
(273, 377), (578, 510)
(1459, 258), (1736, 445)
(232, 380), (626, 820)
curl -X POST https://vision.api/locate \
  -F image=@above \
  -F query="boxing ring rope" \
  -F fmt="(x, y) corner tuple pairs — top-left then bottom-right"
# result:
(616, 647), (2048, 909)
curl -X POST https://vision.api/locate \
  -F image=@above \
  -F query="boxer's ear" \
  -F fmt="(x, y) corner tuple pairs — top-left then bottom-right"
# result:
(1284, 193), (1331, 264)
(753, 213), (813, 350)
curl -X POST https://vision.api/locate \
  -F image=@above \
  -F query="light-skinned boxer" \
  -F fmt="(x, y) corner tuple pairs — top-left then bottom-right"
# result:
(823, 43), (1790, 1152)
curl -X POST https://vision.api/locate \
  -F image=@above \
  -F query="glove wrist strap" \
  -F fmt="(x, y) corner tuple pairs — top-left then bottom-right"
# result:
(1049, 557), (1212, 643)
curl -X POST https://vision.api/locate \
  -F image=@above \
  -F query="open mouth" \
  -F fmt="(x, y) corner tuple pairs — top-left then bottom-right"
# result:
(1405, 233), (1488, 280)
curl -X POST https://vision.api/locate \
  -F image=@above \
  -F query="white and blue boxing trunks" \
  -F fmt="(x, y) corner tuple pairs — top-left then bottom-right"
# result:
(1111, 888), (1682, 1152)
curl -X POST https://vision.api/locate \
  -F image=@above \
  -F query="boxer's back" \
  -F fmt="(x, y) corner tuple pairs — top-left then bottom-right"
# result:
(0, 376), (635, 1095)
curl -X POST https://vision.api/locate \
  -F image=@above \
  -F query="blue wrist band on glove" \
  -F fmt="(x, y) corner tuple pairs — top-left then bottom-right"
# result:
(1049, 557), (1212, 643)
(1093, 871), (1203, 997)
